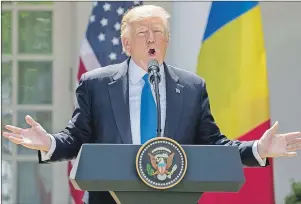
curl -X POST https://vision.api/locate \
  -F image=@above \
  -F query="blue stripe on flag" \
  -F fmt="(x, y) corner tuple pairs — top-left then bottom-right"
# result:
(203, 1), (258, 41)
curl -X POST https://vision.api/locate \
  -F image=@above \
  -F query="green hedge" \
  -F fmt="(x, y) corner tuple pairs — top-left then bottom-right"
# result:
(285, 181), (301, 204)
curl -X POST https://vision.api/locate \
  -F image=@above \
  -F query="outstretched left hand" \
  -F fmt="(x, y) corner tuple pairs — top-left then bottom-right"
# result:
(257, 121), (301, 159)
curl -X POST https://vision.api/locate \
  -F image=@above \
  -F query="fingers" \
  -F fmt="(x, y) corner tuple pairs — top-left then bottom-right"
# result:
(286, 132), (301, 150)
(3, 132), (22, 139)
(287, 142), (301, 151)
(286, 138), (301, 145)
(265, 121), (279, 137)
(284, 132), (301, 142)
(8, 137), (24, 145)
(282, 151), (298, 157)
(270, 121), (279, 134)
(3, 132), (23, 145)
(3, 115), (39, 133)
(25, 115), (39, 127)
(3, 132), (37, 150)
(279, 132), (301, 145)
(5, 125), (24, 134)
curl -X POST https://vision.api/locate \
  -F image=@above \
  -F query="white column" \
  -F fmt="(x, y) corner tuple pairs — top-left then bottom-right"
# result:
(169, 2), (211, 73)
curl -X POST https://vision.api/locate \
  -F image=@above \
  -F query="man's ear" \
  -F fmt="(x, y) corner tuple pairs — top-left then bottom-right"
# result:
(166, 32), (170, 43)
(121, 37), (130, 54)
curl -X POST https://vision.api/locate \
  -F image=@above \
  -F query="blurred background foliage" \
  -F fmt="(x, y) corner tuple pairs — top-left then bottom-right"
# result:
(285, 181), (301, 204)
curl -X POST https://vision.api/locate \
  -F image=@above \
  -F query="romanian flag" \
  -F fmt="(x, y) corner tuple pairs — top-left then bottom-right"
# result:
(196, 2), (275, 204)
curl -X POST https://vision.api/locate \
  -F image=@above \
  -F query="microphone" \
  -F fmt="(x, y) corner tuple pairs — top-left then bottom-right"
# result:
(147, 59), (162, 137)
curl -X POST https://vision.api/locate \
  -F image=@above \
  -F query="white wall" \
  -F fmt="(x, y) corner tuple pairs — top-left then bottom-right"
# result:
(72, 2), (301, 204)
(260, 2), (301, 204)
(169, 2), (211, 71)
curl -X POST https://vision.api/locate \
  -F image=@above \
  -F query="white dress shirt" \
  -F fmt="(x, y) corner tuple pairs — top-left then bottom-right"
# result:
(128, 59), (166, 144)
(41, 59), (266, 167)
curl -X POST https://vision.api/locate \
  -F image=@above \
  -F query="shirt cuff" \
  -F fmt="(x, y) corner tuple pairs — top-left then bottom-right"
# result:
(82, 191), (89, 204)
(40, 134), (56, 161)
(252, 140), (266, 166)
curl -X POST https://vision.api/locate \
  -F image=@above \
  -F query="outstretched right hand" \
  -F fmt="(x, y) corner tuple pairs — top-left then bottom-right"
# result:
(2, 115), (51, 152)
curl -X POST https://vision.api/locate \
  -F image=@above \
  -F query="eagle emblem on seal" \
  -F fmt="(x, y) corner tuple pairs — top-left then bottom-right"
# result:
(147, 148), (178, 181)
(136, 137), (187, 189)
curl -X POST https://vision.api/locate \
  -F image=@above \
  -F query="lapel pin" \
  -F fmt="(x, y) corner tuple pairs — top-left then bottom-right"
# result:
(175, 88), (180, 94)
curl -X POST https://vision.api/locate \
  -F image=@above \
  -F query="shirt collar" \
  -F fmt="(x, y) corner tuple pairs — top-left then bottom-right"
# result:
(129, 58), (165, 84)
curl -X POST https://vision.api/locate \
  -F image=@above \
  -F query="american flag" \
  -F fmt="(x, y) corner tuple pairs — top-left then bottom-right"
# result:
(69, 1), (141, 204)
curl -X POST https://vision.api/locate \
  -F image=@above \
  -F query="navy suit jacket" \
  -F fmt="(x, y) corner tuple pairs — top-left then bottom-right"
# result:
(39, 58), (267, 204)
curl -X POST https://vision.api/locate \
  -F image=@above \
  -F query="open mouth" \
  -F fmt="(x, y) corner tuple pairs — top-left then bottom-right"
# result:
(148, 48), (156, 56)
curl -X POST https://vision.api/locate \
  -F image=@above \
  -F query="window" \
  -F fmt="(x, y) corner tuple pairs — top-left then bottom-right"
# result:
(2, 2), (72, 203)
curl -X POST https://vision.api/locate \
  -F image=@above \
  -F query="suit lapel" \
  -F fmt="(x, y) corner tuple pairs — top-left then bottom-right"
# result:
(164, 64), (184, 140)
(108, 59), (132, 144)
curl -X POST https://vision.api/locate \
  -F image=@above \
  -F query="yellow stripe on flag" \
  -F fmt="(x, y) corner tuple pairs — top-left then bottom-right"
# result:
(197, 3), (274, 204)
(196, 6), (270, 140)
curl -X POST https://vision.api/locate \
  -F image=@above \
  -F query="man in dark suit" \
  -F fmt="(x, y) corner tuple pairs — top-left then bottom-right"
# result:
(3, 4), (301, 204)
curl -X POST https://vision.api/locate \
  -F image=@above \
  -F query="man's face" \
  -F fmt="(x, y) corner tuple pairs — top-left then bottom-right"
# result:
(122, 17), (169, 70)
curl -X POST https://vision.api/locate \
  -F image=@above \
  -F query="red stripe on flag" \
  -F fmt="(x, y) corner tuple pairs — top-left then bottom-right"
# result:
(68, 161), (84, 204)
(68, 57), (87, 204)
(77, 58), (88, 81)
(199, 120), (275, 204)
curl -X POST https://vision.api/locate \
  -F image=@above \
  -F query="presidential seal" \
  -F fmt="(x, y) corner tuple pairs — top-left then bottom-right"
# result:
(136, 137), (187, 190)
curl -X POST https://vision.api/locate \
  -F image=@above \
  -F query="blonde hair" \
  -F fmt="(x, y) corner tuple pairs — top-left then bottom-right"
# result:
(121, 5), (171, 55)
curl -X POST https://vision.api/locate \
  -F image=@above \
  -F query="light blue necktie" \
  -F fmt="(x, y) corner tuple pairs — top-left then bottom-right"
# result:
(140, 74), (157, 144)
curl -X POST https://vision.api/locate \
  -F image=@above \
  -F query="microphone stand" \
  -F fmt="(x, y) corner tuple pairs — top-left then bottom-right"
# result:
(152, 73), (162, 137)
(148, 66), (162, 138)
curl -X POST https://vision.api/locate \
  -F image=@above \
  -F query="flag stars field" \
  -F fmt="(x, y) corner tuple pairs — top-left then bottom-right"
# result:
(98, 33), (105, 42)
(114, 22), (121, 31)
(103, 3), (111, 11)
(112, 37), (120, 45)
(117, 7), (125, 15)
(90, 15), (95, 23)
(100, 18), (108, 27)
(109, 52), (117, 61)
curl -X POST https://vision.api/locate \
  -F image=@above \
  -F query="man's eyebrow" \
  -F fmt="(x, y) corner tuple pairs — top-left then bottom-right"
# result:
(135, 26), (147, 31)
(152, 25), (164, 29)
